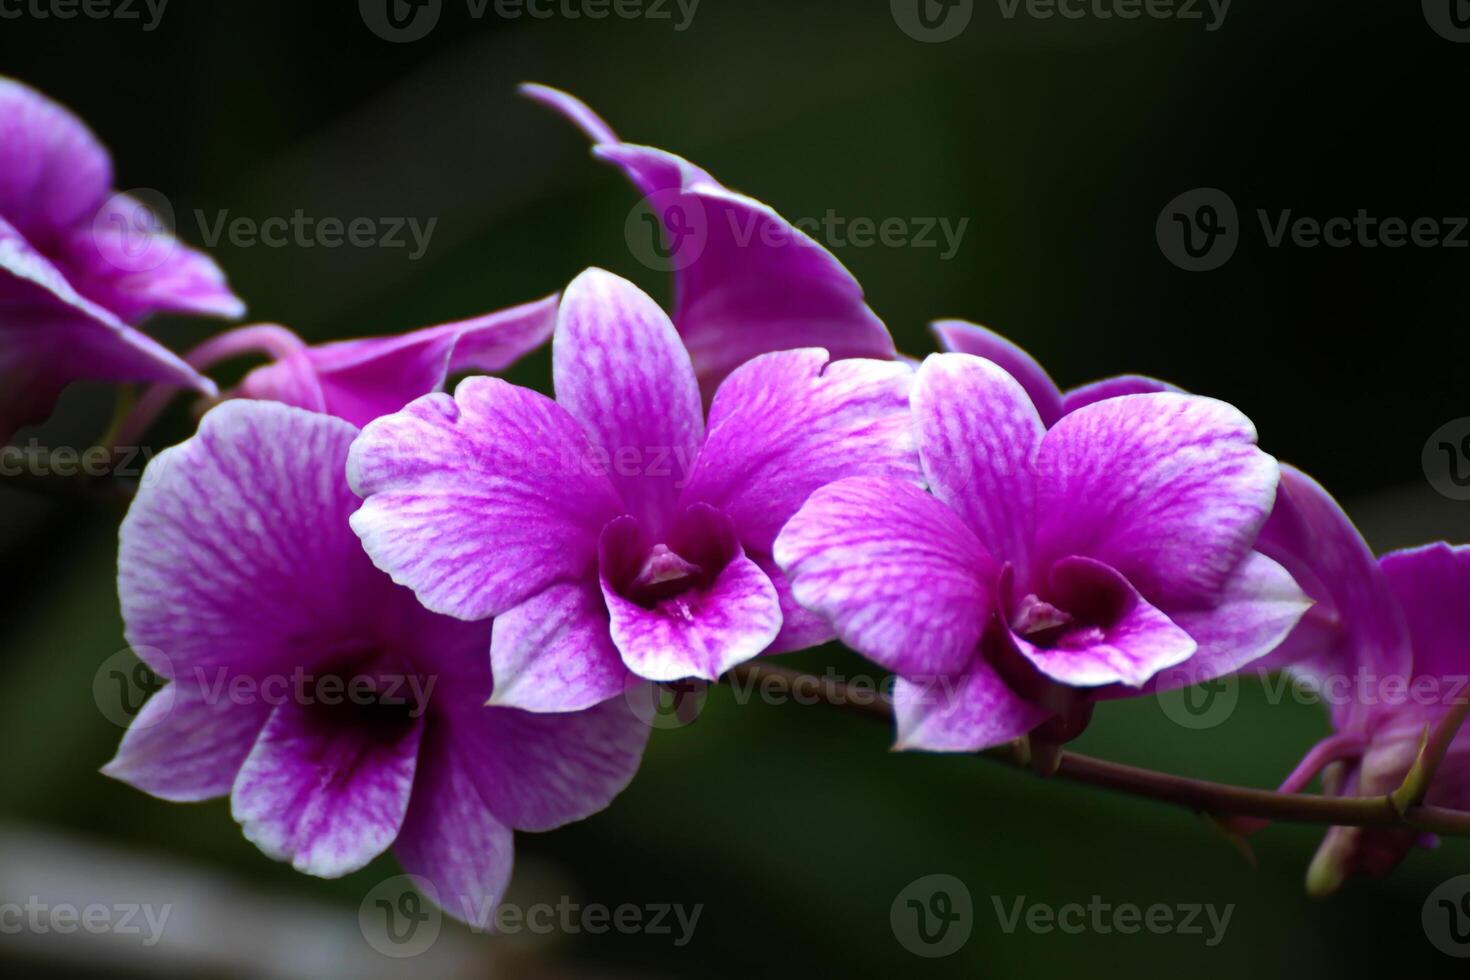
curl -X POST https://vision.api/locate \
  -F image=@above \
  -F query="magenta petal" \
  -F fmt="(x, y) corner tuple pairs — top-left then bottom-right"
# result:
(120, 402), (370, 680)
(0, 78), (112, 245)
(393, 730), (514, 930)
(1, 218), (214, 436)
(59, 193), (245, 322)
(524, 86), (896, 396)
(893, 666), (1050, 753)
(682, 348), (920, 554)
(232, 699), (424, 878)
(1060, 375), (1181, 416)
(913, 353), (1045, 572)
(101, 683), (273, 803)
(1010, 556), (1197, 688)
(1143, 552), (1311, 694)
(554, 269), (704, 535)
(1254, 467), (1413, 727)
(600, 512), (782, 682)
(243, 294), (560, 428)
(930, 320), (1064, 426)
(775, 477), (997, 678)
(348, 378), (625, 621)
(751, 552), (837, 655)
(1035, 393), (1278, 608)
(447, 697), (649, 833)
(1381, 543), (1470, 683)
(489, 580), (633, 713)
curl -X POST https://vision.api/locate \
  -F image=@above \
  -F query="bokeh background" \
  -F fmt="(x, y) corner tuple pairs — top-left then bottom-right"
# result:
(3, 1), (1469, 976)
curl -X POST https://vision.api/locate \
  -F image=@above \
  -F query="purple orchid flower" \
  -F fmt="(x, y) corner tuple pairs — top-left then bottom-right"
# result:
(347, 267), (920, 711)
(114, 295), (559, 441)
(520, 84), (897, 399)
(104, 400), (648, 926)
(1251, 466), (1470, 893)
(932, 318), (1183, 422)
(1, 78), (243, 440)
(774, 351), (1311, 752)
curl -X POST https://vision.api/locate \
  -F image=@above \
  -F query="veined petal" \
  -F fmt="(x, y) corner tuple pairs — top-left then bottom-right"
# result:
(348, 378), (625, 621)
(775, 477), (996, 678)
(231, 699), (424, 879)
(681, 348), (920, 555)
(893, 666), (1050, 753)
(446, 697), (649, 832)
(1009, 556), (1197, 688)
(751, 552), (836, 655)
(930, 320), (1063, 426)
(101, 683), (273, 803)
(523, 85), (896, 396)
(489, 580), (633, 713)
(553, 268), (704, 536)
(1129, 551), (1313, 696)
(393, 735), (514, 931)
(119, 402), (370, 681)
(913, 353), (1045, 574)
(1034, 393), (1278, 608)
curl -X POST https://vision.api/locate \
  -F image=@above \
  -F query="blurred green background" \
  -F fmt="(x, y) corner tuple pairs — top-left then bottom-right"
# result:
(3, 1), (1469, 976)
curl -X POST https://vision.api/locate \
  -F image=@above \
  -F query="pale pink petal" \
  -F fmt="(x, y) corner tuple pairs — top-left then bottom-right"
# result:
(232, 699), (424, 878)
(681, 348), (920, 554)
(1034, 393), (1278, 607)
(393, 729), (514, 930)
(489, 580), (633, 713)
(913, 353), (1045, 574)
(775, 477), (997, 678)
(348, 378), (625, 621)
(101, 683), (273, 803)
(119, 402), (371, 681)
(893, 666), (1051, 752)
(930, 320), (1063, 425)
(553, 268), (704, 535)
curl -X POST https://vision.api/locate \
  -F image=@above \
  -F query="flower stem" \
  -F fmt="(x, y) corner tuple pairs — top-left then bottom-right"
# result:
(724, 662), (1470, 838)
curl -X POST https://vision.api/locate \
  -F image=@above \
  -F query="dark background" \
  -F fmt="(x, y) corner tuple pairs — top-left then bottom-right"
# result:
(3, 1), (1469, 976)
